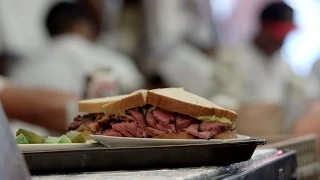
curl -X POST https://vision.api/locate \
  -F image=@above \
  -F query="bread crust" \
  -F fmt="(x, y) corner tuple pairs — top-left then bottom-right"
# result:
(147, 90), (237, 122)
(78, 90), (147, 113)
(79, 95), (129, 113)
(102, 91), (147, 116)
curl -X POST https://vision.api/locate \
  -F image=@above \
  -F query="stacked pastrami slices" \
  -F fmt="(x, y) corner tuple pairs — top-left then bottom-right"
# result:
(69, 106), (234, 139)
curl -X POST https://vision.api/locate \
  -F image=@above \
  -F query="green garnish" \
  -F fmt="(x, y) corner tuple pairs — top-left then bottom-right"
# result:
(15, 129), (88, 144)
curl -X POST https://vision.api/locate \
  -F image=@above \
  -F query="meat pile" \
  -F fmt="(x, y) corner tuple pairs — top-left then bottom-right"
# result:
(69, 106), (232, 139)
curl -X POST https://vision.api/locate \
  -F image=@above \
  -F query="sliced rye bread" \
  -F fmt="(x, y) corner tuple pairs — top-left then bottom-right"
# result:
(102, 88), (237, 122)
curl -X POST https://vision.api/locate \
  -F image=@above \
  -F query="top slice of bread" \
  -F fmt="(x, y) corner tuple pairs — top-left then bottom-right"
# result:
(101, 88), (237, 122)
(147, 88), (237, 121)
(102, 90), (147, 116)
(79, 94), (129, 113)
(79, 90), (148, 113)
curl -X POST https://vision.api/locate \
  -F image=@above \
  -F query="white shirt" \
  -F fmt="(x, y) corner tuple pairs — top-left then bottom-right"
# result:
(10, 34), (145, 97)
(158, 43), (215, 98)
(213, 44), (294, 105)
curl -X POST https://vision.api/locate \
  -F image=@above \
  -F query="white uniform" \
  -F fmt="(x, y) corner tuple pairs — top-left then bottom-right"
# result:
(10, 34), (145, 97)
(143, 0), (215, 76)
(212, 44), (294, 105)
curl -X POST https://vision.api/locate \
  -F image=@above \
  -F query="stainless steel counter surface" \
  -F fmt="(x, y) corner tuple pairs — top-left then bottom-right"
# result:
(33, 149), (280, 180)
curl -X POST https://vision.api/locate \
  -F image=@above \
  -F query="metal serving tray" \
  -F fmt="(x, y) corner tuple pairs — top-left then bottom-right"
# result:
(23, 138), (265, 175)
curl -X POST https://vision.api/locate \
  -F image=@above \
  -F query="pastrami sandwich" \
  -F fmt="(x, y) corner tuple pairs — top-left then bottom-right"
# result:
(69, 88), (237, 139)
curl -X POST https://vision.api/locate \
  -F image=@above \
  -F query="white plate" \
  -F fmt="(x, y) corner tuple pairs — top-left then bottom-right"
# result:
(90, 134), (251, 147)
(18, 141), (98, 152)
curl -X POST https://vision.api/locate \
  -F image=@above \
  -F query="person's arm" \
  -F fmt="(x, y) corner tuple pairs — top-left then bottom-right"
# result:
(1, 85), (78, 134)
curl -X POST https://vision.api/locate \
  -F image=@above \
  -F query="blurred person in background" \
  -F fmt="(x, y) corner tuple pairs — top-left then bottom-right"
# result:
(10, 1), (145, 99)
(212, 1), (296, 105)
(210, 2), (306, 135)
(156, 42), (215, 98)
(143, 0), (216, 98)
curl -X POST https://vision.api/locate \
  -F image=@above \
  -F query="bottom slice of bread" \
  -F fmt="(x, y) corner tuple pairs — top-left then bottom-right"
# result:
(154, 130), (237, 140)
(212, 130), (237, 139)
